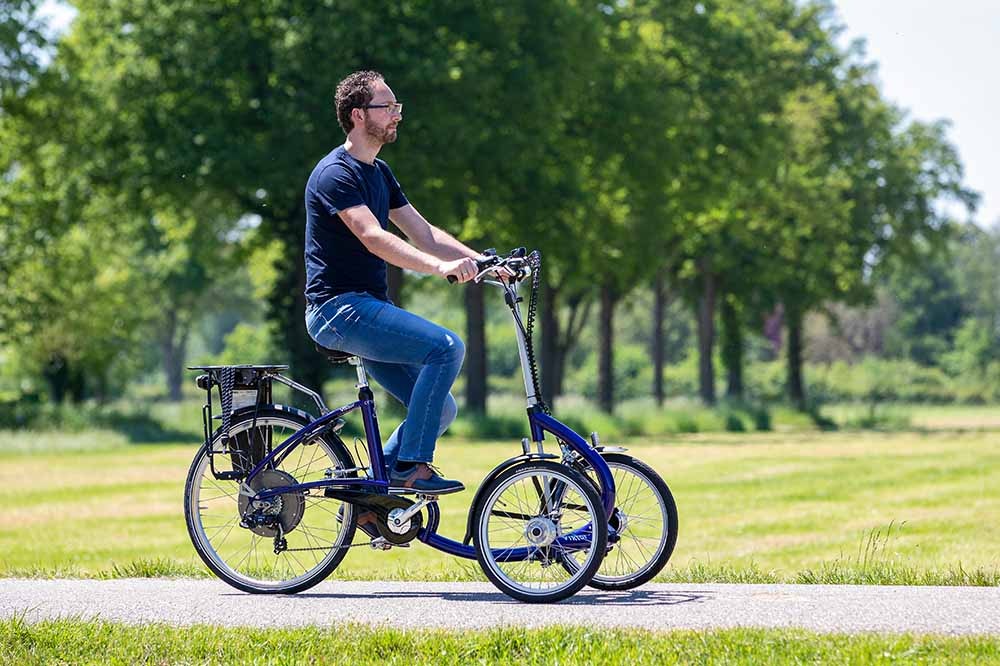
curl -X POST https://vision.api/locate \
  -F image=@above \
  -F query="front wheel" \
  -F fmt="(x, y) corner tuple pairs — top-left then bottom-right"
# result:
(472, 461), (608, 603)
(571, 453), (678, 590)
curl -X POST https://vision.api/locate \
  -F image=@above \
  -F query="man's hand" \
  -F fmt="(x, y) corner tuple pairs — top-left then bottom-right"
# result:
(439, 257), (479, 283)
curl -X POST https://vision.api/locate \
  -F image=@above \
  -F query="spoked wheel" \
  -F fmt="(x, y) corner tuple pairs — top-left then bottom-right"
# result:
(184, 407), (357, 594)
(569, 453), (678, 590)
(473, 460), (607, 603)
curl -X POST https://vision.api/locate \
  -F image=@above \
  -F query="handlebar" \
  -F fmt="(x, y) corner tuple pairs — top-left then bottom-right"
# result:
(446, 253), (500, 284)
(446, 247), (531, 284)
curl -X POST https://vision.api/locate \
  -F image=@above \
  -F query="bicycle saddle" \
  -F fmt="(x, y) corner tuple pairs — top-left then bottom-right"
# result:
(314, 342), (355, 364)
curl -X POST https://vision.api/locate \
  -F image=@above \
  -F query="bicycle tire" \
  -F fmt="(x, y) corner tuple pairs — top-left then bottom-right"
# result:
(472, 460), (607, 603)
(183, 406), (358, 594)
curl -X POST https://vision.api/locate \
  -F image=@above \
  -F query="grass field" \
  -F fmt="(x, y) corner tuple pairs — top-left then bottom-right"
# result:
(4, 618), (1000, 665)
(3, 405), (1000, 583)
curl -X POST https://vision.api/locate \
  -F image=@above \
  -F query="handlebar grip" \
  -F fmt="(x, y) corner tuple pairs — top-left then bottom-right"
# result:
(448, 252), (502, 284)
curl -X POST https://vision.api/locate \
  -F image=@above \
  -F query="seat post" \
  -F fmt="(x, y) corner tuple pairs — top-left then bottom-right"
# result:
(349, 356), (368, 388)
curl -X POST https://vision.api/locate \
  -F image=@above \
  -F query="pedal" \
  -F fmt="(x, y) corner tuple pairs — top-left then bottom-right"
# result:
(369, 537), (410, 551)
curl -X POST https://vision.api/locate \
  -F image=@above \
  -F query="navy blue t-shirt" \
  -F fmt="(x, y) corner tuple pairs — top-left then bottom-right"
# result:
(304, 146), (409, 307)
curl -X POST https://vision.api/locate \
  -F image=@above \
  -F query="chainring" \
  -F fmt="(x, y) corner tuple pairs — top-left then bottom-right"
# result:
(237, 469), (305, 537)
(323, 490), (424, 545)
(378, 505), (423, 545)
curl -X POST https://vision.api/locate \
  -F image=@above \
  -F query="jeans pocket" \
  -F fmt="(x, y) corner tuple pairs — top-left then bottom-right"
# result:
(307, 308), (345, 348)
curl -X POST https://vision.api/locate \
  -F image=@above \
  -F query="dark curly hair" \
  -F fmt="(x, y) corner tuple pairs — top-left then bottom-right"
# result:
(334, 70), (384, 135)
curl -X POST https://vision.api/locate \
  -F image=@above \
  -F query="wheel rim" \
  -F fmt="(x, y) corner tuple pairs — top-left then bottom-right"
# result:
(189, 416), (352, 590)
(593, 462), (668, 583)
(479, 467), (602, 597)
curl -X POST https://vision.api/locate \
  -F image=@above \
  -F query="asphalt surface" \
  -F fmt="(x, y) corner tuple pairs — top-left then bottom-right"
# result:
(3, 579), (999, 635)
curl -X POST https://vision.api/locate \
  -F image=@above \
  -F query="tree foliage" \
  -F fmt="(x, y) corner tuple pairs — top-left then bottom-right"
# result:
(0, 0), (982, 413)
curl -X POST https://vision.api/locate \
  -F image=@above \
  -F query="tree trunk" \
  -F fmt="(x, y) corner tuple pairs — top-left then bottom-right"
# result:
(387, 264), (404, 307)
(696, 268), (717, 405)
(269, 207), (326, 399)
(540, 284), (592, 410)
(720, 295), (744, 400)
(43, 354), (70, 404)
(597, 282), (616, 413)
(540, 282), (560, 409)
(786, 305), (806, 409)
(464, 281), (487, 414)
(68, 365), (86, 403)
(161, 308), (187, 402)
(652, 271), (666, 406)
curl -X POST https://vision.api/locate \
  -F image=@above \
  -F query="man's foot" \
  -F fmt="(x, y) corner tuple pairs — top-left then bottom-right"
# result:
(389, 462), (465, 495)
(337, 504), (380, 539)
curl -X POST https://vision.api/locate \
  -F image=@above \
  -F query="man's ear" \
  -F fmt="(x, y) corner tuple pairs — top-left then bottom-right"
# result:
(351, 107), (365, 128)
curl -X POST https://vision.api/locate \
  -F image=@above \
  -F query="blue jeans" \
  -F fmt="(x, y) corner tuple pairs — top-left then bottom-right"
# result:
(305, 291), (463, 470)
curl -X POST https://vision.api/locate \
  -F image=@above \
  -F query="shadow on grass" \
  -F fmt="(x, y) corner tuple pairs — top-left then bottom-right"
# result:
(95, 411), (196, 444)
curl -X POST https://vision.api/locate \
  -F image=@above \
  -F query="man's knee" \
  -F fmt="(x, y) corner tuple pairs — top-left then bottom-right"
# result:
(438, 393), (458, 435)
(429, 330), (465, 365)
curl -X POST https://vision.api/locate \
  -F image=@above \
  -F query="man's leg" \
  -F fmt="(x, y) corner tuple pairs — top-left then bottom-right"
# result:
(312, 292), (465, 492)
(366, 361), (458, 473)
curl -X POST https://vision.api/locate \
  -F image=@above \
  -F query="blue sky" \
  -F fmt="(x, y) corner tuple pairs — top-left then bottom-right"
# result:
(38, 1), (998, 226)
(833, 1), (999, 227)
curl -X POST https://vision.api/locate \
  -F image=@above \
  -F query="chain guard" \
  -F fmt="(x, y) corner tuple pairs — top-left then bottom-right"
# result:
(326, 490), (423, 545)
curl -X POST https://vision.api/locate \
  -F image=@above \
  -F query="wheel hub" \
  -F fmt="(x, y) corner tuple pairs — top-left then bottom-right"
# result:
(609, 507), (628, 533)
(524, 517), (557, 547)
(238, 469), (305, 537)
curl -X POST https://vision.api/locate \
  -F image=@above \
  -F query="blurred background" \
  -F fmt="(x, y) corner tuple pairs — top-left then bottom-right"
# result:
(2, 0), (998, 438)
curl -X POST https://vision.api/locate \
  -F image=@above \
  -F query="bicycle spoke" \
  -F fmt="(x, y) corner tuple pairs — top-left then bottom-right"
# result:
(189, 414), (355, 591)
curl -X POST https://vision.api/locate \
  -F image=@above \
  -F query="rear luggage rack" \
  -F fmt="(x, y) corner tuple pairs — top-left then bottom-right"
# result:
(188, 365), (287, 480)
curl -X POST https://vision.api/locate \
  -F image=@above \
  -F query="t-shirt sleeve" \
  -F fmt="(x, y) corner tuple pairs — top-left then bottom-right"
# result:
(382, 163), (409, 210)
(313, 164), (364, 216)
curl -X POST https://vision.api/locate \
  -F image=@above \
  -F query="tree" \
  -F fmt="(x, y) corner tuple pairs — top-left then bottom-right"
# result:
(882, 242), (964, 365)
(752, 50), (976, 406)
(648, 0), (839, 405)
(59, 1), (613, 407)
(0, 0), (47, 98)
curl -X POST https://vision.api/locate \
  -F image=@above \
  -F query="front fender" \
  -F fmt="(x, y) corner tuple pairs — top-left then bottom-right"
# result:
(462, 452), (558, 546)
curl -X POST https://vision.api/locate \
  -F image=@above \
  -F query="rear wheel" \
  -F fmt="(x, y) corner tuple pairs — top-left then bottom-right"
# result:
(571, 453), (678, 590)
(184, 407), (357, 594)
(472, 461), (607, 603)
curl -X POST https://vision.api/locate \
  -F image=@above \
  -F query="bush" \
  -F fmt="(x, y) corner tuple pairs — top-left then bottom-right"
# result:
(0, 399), (191, 441)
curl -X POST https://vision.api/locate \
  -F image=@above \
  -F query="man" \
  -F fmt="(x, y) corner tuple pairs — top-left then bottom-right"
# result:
(304, 70), (482, 495)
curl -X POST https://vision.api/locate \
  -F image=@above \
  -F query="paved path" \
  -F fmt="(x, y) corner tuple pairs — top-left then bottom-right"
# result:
(2, 579), (999, 635)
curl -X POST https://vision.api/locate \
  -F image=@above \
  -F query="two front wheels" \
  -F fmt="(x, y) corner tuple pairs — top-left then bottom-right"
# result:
(471, 453), (679, 601)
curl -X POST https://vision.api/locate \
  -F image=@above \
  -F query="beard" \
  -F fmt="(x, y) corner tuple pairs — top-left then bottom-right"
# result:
(365, 122), (398, 144)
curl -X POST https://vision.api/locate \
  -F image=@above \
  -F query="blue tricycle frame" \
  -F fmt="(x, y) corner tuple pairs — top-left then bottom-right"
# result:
(228, 372), (617, 562)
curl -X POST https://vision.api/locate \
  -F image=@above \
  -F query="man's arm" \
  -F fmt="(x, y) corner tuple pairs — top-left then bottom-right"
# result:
(389, 204), (482, 261)
(339, 204), (478, 282)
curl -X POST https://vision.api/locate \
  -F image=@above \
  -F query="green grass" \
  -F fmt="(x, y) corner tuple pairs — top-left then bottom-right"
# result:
(3, 416), (1000, 584)
(3, 618), (1000, 665)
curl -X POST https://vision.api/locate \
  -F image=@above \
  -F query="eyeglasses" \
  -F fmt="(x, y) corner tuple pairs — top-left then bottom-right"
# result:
(362, 101), (403, 115)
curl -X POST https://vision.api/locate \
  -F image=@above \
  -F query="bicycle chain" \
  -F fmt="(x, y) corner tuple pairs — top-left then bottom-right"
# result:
(277, 541), (381, 553)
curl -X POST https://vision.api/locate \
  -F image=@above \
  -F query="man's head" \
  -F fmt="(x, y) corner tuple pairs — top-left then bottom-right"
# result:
(334, 70), (402, 144)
